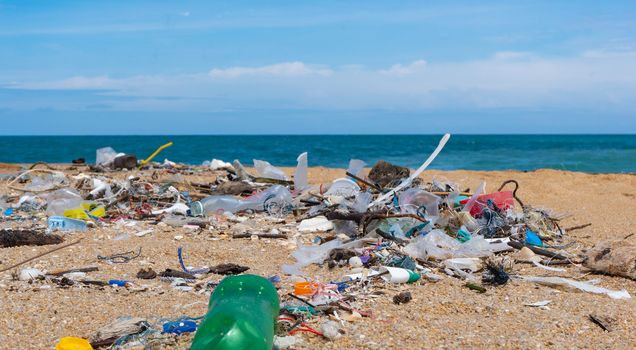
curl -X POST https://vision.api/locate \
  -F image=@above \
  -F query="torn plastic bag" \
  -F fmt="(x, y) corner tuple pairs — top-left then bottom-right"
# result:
(398, 188), (440, 221)
(282, 239), (365, 275)
(342, 191), (372, 213)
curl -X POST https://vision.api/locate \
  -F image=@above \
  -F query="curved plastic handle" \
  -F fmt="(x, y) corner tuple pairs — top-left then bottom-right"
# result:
(139, 141), (173, 168)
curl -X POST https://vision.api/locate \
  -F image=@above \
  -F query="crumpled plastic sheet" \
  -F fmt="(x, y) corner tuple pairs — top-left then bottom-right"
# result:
(294, 152), (308, 191)
(282, 239), (366, 276)
(253, 159), (288, 180)
(403, 229), (512, 260)
(521, 276), (631, 300)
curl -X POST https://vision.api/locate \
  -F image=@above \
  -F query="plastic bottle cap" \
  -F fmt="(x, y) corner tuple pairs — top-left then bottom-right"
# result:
(407, 270), (421, 283)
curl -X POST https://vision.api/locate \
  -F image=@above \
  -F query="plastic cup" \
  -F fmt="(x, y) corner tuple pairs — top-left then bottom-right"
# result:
(379, 267), (420, 284)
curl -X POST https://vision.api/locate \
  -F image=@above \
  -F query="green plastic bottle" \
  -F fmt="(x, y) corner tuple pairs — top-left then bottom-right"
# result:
(190, 274), (280, 350)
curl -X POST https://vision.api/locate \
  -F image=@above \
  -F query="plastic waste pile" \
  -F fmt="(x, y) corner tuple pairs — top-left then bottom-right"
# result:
(0, 134), (632, 349)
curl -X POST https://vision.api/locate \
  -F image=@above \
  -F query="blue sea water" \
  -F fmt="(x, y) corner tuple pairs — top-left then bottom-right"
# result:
(0, 135), (634, 173)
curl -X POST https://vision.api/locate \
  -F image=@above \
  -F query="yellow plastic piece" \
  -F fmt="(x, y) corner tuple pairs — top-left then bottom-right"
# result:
(55, 336), (93, 350)
(139, 141), (173, 168)
(64, 203), (105, 220)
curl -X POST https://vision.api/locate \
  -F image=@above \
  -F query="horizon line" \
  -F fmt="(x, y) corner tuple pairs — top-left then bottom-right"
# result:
(0, 133), (634, 137)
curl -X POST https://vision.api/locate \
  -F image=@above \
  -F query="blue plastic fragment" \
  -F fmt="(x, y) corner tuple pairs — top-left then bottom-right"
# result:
(457, 228), (471, 242)
(329, 281), (349, 292)
(525, 230), (543, 247)
(162, 319), (197, 335)
(108, 279), (129, 287)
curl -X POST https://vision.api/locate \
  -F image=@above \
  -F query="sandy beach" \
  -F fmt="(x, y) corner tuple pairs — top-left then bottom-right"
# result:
(1, 165), (635, 349)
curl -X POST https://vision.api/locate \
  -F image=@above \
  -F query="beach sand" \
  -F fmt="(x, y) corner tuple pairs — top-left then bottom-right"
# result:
(1, 166), (635, 349)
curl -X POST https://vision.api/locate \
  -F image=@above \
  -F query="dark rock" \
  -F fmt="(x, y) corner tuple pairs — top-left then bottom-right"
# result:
(393, 291), (412, 304)
(159, 269), (195, 279)
(368, 160), (410, 188)
(208, 263), (250, 275)
(328, 248), (357, 262)
(113, 154), (137, 170)
(136, 268), (157, 279)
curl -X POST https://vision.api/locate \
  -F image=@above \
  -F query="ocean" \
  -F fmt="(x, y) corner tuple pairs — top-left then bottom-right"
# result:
(0, 135), (634, 173)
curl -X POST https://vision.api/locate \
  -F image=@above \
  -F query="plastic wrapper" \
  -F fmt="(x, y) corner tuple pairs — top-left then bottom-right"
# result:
(294, 152), (308, 191)
(253, 159), (288, 180)
(45, 188), (82, 216)
(24, 172), (66, 192)
(282, 239), (365, 275)
(325, 178), (360, 198)
(96, 146), (119, 165)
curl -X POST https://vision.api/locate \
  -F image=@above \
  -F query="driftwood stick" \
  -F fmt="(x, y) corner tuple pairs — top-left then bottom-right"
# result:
(507, 241), (568, 260)
(0, 238), (83, 273)
(232, 233), (288, 239)
(563, 223), (592, 232)
(345, 172), (383, 192)
(48, 266), (99, 276)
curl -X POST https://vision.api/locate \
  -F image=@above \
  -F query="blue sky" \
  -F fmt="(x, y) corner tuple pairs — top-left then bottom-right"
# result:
(0, 0), (635, 134)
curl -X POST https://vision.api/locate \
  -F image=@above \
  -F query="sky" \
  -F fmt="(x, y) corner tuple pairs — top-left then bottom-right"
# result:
(0, 0), (635, 135)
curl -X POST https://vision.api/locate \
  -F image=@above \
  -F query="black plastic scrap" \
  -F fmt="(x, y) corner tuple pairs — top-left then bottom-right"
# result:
(208, 263), (250, 275)
(482, 259), (509, 286)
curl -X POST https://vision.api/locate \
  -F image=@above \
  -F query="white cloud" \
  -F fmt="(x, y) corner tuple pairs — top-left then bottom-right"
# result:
(380, 60), (427, 76)
(17, 75), (115, 89)
(492, 51), (534, 61)
(6, 51), (636, 113)
(208, 62), (332, 78)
